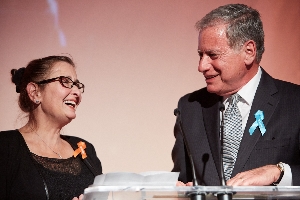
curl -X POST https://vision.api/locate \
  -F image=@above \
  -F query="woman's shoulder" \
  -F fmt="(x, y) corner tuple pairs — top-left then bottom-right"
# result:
(0, 129), (21, 140)
(61, 135), (88, 142)
(61, 135), (93, 148)
(0, 130), (24, 152)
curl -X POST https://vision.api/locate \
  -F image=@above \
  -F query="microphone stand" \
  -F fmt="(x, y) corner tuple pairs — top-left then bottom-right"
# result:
(217, 104), (233, 200)
(174, 109), (206, 200)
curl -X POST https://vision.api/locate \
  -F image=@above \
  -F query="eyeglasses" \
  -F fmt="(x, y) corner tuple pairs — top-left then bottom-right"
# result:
(36, 76), (85, 93)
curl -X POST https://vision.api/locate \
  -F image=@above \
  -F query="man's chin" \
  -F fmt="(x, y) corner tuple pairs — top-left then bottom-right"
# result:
(206, 86), (219, 94)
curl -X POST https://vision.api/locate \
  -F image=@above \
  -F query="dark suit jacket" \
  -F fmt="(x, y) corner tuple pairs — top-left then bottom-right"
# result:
(0, 130), (102, 199)
(172, 69), (300, 186)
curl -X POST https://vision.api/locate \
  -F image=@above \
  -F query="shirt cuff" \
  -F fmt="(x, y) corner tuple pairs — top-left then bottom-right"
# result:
(278, 163), (292, 186)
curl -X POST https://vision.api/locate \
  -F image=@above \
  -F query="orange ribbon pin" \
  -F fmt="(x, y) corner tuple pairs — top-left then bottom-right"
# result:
(73, 141), (87, 159)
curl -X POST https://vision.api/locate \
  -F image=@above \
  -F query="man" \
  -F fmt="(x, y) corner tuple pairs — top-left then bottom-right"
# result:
(172, 4), (300, 186)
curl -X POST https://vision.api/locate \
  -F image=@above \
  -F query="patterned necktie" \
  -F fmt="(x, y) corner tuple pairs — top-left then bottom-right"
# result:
(223, 93), (242, 180)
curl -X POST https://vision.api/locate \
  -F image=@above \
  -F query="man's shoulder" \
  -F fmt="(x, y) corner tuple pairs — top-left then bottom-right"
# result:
(267, 76), (300, 101)
(180, 87), (212, 99)
(179, 87), (220, 107)
(273, 78), (300, 92)
(261, 68), (300, 93)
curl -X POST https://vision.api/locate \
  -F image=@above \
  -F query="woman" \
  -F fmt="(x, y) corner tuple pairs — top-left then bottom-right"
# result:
(0, 55), (102, 200)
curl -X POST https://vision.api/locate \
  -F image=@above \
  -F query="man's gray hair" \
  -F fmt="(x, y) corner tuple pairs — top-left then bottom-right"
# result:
(195, 4), (265, 63)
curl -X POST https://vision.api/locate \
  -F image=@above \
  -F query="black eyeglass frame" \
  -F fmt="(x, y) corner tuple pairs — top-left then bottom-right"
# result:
(36, 76), (85, 93)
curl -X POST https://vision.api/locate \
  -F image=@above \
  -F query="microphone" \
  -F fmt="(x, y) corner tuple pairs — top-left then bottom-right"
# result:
(201, 153), (209, 185)
(217, 103), (233, 200)
(219, 103), (226, 186)
(174, 108), (206, 200)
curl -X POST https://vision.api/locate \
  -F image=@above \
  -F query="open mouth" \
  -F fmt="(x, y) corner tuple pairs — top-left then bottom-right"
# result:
(64, 100), (77, 108)
(205, 74), (218, 80)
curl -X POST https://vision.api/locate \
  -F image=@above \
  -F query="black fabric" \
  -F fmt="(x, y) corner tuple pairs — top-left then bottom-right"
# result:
(0, 130), (102, 200)
(171, 69), (300, 186)
(32, 153), (94, 200)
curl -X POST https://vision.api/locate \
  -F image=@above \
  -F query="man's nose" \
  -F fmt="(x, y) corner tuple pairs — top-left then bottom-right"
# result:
(198, 55), (210, 73)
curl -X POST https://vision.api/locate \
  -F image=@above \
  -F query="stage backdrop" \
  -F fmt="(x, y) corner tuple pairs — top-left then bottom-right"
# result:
(1, 0), (299, 173)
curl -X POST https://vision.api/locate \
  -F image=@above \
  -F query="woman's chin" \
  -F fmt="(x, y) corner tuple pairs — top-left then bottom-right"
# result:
(66, 113), (76, 121)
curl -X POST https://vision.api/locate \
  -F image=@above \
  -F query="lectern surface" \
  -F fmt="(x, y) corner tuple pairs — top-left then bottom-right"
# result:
(83, 186), (300, 200)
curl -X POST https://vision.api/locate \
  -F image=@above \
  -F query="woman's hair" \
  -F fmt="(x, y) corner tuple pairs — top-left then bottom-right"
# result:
(11, 55), (75, 129)
(195, 4), (265, 63)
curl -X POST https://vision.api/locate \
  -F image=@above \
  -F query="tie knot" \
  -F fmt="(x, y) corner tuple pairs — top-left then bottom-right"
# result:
(228, 93), (241, 105)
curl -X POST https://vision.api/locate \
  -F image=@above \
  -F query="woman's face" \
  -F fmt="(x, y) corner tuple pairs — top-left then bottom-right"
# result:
(38, 61), (82, 126)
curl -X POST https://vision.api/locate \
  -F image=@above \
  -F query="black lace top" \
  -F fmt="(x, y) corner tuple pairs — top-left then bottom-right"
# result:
(32, 153), (94, 200)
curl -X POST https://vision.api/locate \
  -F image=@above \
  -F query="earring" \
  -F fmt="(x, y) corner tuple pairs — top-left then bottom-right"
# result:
(35, 100), (40, 104)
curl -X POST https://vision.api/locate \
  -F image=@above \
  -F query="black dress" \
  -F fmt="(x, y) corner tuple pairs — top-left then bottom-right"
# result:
(0, 130), (102, 200)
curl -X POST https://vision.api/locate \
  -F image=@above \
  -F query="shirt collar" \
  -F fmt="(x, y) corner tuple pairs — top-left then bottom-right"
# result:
(223, 66), (262, 105)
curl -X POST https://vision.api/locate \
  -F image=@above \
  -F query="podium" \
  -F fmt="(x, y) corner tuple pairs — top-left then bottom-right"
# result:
(84, 186), (300, 200)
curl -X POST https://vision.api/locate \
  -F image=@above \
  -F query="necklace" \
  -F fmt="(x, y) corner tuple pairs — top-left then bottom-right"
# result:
(35, 132), (63, 159)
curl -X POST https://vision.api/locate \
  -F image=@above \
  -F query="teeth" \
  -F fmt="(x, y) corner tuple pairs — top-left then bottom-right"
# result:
(64, 100), (76, 107)
(206, 75), (218, 79)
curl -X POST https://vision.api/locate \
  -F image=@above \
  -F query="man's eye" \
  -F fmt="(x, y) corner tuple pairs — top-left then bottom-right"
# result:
(198, 52), (203, 59)
(209, 54), (218, 60)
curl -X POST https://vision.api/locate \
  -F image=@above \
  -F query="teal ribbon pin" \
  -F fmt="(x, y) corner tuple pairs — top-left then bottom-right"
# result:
(249, 110), (266, 136)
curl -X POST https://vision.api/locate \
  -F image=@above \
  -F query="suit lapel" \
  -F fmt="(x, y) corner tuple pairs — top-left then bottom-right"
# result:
(232, 69), (279, 176)
(202, 96), (223, 181)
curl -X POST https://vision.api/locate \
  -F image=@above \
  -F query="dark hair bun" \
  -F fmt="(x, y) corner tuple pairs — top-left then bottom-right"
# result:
(11, 67), (25, 93)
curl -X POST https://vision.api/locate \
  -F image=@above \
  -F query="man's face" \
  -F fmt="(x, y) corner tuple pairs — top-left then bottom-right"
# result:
(197, 24), (250, 96)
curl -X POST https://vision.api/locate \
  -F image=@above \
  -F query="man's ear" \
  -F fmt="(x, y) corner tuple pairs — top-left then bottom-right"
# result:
(26, 82), (41, 103)
(243, 40), (257, 65)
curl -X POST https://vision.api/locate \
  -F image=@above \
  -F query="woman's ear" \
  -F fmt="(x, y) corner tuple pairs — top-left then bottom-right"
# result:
(26, 82), (41, 104)
(243, 40), (257, 65)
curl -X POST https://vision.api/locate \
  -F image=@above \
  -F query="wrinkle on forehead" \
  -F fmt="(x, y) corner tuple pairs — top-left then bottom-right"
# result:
(198, 25), (231, 54)
(48, 61), (77, 80)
